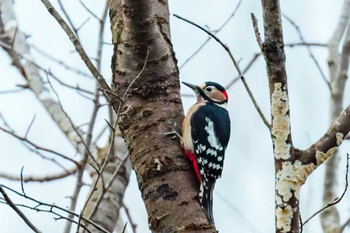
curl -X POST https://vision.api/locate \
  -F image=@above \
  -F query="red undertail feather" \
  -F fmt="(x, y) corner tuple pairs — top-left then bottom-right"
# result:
(184, 149), (201, 183)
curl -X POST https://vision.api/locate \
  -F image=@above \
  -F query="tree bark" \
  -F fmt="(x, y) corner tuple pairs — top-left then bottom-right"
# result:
(261, 1), (350, 232)
(322, 0), (350, 232)
(108, 0), (216, 232)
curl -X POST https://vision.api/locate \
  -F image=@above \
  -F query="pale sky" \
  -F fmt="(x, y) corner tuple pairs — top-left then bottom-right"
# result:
(1, 0), (349, 233)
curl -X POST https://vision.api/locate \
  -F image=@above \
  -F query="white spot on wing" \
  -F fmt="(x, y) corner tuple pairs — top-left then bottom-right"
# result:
(205, 117), (223, 151)
(206, 148), (217, 156)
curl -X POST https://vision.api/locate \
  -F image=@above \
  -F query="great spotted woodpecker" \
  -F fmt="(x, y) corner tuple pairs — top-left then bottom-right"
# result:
(181, 81), (230, 224)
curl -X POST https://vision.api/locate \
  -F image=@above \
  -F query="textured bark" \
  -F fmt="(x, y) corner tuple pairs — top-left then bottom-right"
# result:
(81, 128), (132, 233)
(261, 1), (350, 233)
(260, 1), (297, 232)
(108, 0), (216, 232)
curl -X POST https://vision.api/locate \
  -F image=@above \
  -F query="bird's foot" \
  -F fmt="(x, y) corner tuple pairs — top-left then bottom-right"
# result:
(164, 120), (182, 140)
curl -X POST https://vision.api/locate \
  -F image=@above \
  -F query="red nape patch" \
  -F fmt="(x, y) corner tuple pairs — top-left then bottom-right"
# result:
(223, 90), (229, 101)
(184, 150), (202, 183)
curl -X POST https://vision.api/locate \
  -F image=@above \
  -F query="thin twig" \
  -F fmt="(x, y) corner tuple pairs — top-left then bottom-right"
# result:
(0, 186), (42, 233)
(20, 167), (26, 196)
(174, 14), (271, 130)
(81, 48), (150, 225)
(225, 52), (262, 90)
(123, 203), (137, 233)
(0, 114), (72, 171)
(40, 0), (115, 105)
(57, 0), (79, 39)
(285, 42), (327, 48)
(282, 13), (331, 91)
(24, 114), (36, 138)
(45, 74), (99, 169)
(339, 217), (350, 232)
(78, 0), (100, 21)
(179, 0), (242, 69)
(31, 44), (92, 78)
(250, 13), (263, 50)
(0, 126), (79, 166)
(302, 153), (349, 226)
(0, 167), (77, 182)
(0, 184), (109, 233)
(121, 222), (128, 233)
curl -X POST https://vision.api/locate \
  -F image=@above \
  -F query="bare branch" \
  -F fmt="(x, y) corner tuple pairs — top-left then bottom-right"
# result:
(39, 0), (117, 107)
(0, 186), (42, 233)
(302, 153), (349, 226)
(78, 49), (150, 230)
(0, 184), (109, 233)
(225, 52), (262, 90)
(174, 14), (271, 130)
(31, 44), (92, 78)
(122, 203), (137, 233)
(57, 0), (79, 39)
(282, 13), (331, 91)
(302, 105), (350, 164)
(328, 0), (350, 85)
(285, 42), (327, 48)
(0, 167), (77, 182)
(179, 0), (242, 69)
(24, 114), (36, 138)
(0, 126), (79, 166)
(250, 13), (263, 50)
(78, 0), (100, 22)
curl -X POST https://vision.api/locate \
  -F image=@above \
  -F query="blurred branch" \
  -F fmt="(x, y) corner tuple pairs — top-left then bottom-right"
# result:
(285, 42), (327, 47)
(179, 0), (242, 69)
(217, 191), (262, 233)
(282, 13), (331, 91)
(174, 13), (271, 130)
(322, 1), (350, 231)
(0, 184), (109, 233)
(57, 0), (80, 39)
(0, 126), (79, 166)
(31, 44), (92, 78)
(328, 0), (350, 85)
(78, 0), (100, 21)
(122, 203), (137, 233)
(0, 0), (84, 149)
(46, 75), (99, 233)
(79, 48), (149, 232)
(40, 0), (117, 108)
(0, 167), (77, 182)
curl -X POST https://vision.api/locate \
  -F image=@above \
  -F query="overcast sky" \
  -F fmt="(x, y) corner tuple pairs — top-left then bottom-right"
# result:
(1, 0), (349, 233)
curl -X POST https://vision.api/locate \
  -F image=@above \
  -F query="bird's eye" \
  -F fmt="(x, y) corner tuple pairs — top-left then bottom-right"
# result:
(205, 87), (213, 92)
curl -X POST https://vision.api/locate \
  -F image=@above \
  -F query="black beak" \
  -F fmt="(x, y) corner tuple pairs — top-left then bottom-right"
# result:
(182, 81), (200, 93)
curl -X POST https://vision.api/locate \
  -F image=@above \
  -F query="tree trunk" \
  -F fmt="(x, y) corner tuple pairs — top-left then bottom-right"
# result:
(108, 0), (216, 232)
(321, 1), (350, 232)
(261, 1), (350, 232)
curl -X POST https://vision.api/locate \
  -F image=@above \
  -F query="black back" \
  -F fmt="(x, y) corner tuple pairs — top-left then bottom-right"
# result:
(190, 103), (230, 181)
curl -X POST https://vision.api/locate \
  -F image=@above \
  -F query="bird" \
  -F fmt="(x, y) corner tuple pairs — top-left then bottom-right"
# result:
(181, 81), (231, 224)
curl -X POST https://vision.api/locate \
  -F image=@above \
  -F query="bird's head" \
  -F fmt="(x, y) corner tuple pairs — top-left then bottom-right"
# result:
(182, 81), (228, 106)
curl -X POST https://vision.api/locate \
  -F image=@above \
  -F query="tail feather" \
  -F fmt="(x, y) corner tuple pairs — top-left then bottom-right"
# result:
(200, 180), (215, 224)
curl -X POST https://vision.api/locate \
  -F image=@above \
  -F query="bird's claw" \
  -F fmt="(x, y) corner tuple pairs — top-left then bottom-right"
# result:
(164, 120), (182, 140)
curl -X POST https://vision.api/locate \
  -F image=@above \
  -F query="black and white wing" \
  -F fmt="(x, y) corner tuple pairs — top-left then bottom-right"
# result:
(191, 104), (231, 181)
